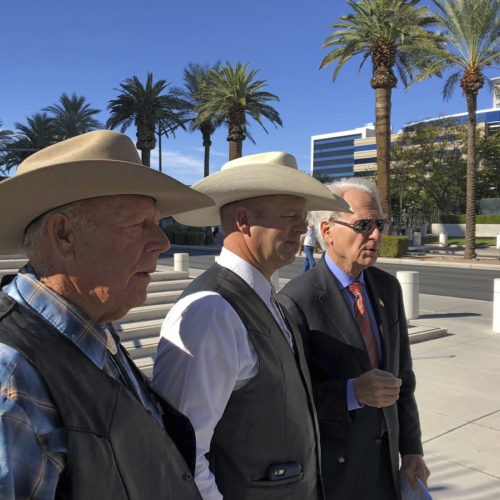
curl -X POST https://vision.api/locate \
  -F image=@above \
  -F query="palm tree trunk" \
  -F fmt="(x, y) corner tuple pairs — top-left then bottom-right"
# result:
(203, 131), (211, 178)
(463, 92), (478, 259)
(228, 139), (242, 160)
(141, 148), (151, 167)
(374, 87), (392, 219)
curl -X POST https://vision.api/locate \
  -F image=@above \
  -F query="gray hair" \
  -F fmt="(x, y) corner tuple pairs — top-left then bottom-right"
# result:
(308, 177), (382, 251)
(24, 200), (97, 259)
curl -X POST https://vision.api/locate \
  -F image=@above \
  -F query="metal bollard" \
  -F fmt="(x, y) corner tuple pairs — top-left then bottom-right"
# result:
(493, 279), (500, 333)
(396, 271), (419, 320)
(173, 253), (189, 273)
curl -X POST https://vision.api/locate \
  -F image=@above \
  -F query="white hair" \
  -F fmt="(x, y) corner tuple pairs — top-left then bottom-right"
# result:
(308, 177), (382, 251)
(24, 200), (97, 259)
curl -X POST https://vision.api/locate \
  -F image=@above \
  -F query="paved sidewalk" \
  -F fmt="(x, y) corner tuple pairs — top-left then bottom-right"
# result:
(408, 294), (500, 499)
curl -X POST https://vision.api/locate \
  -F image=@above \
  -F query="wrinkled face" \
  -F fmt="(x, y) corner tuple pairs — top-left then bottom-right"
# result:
(322, 189), (384, 277)
(245, 195), (307, 277)
(71, 195), (170, 322)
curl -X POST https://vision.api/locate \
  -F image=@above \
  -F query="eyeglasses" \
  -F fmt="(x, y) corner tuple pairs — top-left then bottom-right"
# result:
(331, 218), (389, 234)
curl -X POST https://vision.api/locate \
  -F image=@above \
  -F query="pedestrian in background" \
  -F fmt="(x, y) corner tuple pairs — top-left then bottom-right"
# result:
(300, 217), (317, 273)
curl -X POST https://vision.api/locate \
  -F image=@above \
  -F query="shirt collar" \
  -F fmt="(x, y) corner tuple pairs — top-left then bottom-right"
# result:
(217, 247), (274, 306)
(324, 252), (366, 289)
(3, 265), (110, 368)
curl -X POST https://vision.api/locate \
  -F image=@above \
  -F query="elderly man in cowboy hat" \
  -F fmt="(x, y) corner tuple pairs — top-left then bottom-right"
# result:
(0, 130), (214, 499)
(152, 152), (351, 500)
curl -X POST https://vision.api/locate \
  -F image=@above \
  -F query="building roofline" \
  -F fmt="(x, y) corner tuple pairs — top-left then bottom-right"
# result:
(311, 124), (375, 140)
(403, 107), (499, 128)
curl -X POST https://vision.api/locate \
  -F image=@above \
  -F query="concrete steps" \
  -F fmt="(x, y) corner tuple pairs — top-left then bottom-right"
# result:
(0, 254), (28, 280)
(116, 265), (192, 378)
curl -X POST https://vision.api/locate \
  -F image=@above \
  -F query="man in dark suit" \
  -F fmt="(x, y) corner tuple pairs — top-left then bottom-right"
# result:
(279, 178), (429, 500)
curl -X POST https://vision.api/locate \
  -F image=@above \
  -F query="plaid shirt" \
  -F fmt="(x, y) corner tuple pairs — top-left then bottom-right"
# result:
(0, 266), (163, 498)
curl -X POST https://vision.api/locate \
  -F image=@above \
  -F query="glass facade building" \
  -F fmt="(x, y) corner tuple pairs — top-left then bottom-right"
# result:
(310, 78), (500, 183)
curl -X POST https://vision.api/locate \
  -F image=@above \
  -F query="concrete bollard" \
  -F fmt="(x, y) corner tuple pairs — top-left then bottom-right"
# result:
(493, 279), (500, 333)
(412, 231), (422, 246)
(396, 271), (419, 320)
(173, 252), (189, 273)
(496, 234), (500, 250)
(439, 232), (448, 247)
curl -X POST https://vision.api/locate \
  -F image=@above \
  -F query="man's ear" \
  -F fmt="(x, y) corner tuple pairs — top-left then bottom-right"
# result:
(234, 206), (251, 235)
(46, 213), (77, 259)
(320, 219), (333, 245)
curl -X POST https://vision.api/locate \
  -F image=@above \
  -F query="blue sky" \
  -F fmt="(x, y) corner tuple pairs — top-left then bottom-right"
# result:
(2, 0), (497, 185)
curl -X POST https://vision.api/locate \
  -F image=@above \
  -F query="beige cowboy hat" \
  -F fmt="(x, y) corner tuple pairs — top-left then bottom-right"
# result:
(174, 151), (351, 226)
(0, 129), (214, 254)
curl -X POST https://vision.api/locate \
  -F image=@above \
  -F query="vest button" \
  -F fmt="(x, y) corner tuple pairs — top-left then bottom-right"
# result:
(183, 472), (193, 481)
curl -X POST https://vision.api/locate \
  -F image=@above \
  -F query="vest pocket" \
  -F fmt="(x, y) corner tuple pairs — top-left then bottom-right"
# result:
(250, 471), (304, 487)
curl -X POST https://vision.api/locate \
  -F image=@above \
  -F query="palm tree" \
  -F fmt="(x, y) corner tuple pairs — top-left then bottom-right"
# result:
(44, 92), (102, 140)
(106, 72), (188, 167)
(196, 61), (283, 160)
(0, 121), (14, 175)
(181, 62), (219, 177)
(411, 0), (500, 259)
(320, 0), (440, 218)
(2, 113), (57, 173)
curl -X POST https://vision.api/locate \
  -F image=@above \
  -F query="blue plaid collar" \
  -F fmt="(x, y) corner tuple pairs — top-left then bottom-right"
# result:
(3, 264), (110, 369)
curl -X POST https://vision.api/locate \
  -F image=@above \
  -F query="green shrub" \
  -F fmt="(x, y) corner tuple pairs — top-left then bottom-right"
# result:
(380, 235), (409, 257)
(163, 223), (205, 245)
(439, 214), (500, 224)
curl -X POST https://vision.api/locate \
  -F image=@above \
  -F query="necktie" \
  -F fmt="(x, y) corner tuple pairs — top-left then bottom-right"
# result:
(348, 282), (379, 367)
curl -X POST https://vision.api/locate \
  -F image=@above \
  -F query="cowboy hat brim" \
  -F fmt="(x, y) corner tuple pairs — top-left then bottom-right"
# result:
(174, 163), (351, 226)
(0, 159), (214, 254)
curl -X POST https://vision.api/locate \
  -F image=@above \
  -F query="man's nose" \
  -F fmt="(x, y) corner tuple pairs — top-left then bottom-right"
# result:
(151, 224), (171, 253)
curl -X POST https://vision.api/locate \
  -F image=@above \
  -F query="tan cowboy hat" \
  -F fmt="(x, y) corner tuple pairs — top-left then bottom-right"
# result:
(174, 151), (351, 226)
(0, 130), (214, 254)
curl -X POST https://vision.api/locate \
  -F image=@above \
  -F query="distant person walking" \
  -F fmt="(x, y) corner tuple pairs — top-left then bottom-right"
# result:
(300, 218), (317, 273)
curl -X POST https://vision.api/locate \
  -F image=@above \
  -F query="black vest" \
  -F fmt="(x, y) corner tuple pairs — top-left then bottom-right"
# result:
(181, 263), (322, 500)
(0, 291), (201, 500)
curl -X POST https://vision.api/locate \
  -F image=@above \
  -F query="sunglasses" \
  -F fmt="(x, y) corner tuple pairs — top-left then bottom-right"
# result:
(332, 218), (389, 234)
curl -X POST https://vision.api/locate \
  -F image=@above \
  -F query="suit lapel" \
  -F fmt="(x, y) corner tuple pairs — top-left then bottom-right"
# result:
(315, 259), (367, 355)
(364, 269), (390, 370)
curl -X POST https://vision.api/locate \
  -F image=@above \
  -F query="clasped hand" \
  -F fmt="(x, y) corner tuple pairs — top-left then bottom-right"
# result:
(353, 368), (402, 408)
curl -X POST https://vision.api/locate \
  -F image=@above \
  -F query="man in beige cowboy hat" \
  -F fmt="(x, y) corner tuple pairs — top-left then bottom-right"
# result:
(0, 130), (214, 498)
(152, 152), (351, 500)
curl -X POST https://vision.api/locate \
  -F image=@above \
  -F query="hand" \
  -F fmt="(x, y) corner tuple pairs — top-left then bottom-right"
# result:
(353, 369), (402, 408)
(402, 454), (430, 490)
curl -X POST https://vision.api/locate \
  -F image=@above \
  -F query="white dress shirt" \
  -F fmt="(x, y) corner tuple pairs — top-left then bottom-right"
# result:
(152, 248), (292, 500)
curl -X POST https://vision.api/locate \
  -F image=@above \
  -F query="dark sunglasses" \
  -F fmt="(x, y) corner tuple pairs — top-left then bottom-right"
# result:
(331, 218), (389, 234)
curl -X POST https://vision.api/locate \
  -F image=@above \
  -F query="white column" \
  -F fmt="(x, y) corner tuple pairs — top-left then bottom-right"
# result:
(493, 279), (500, 333)
(396, 271), (419, 320)
(173, 252), (189, 273)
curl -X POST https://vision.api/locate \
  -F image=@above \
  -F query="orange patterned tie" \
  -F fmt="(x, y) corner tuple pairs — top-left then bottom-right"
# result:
(348, 282), (379, 368)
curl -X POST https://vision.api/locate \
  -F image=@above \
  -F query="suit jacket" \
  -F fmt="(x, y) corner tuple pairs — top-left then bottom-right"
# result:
(279, 257), (423, 499)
